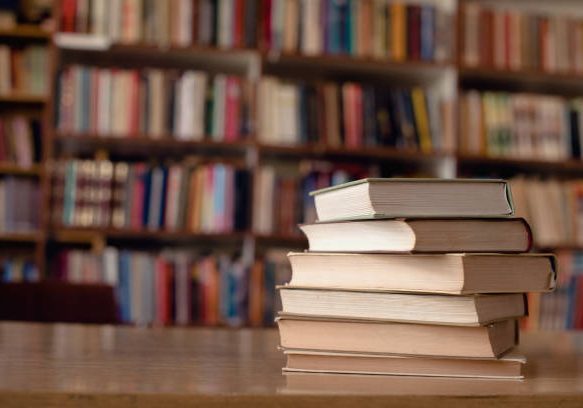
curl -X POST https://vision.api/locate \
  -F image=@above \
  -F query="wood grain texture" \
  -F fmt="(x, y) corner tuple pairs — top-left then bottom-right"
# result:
(0, 322), (582, 407)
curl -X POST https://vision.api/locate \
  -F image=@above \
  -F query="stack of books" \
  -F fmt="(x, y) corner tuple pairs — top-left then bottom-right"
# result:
(277, 178), (556, 379)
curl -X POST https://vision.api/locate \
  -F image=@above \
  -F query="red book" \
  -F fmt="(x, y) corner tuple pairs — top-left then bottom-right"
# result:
(61, 0), (77, 32)
(480, 9), (493, 67)
(155, 259), (171, 325)
(342, 84), (353, 148)
(353, 85), (363, 148)
(224, 77), (242, 142)
(0, 118), (6, 162)
(191, 0), (199, 44)
(575, 277), (583, 329)
(261, 0), (272, 50)
(407, 5), (421, 60)
(504, 12), (511, 69)
(233, 0), (245, 48)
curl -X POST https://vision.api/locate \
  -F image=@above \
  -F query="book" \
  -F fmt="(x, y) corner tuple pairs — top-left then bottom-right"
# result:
(283, 349), (525, 379)
(300, 218), (531, 253)
(287, 252), (556, 294)
(277, 316), (518, 358)
(311, 178), (514, 221)
(280, 288), (526, 326)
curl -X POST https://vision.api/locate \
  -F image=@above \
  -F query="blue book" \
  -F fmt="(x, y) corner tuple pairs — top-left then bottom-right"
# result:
(62, 162), (77, 226)
(158, 166), (168, 229)
(1, 260), (11, 282)
(338, 0), (350, 54)
(80, 67), (91, 132)
(213, 164), (227, 231)
(420, 6), (435, 61)
(118, 252), (131, 323)
(141, 168), (152, 228)
(327, 0), (341, 54)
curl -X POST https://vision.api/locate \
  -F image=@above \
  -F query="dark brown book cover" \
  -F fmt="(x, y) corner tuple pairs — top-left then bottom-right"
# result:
(406, 5), (421, 60)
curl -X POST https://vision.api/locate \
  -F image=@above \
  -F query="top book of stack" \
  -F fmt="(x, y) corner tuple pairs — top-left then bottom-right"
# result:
(311, 178), (513, 222)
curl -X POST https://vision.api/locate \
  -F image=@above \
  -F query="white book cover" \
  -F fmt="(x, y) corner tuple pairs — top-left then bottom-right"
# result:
(193, 72), (209, 140)
(177, 0), (193, 46)
(103, 247), (119, 286)
(277, 83), (299, 144)
(109, 0), (122, 42)
(175, 72), (196, 140)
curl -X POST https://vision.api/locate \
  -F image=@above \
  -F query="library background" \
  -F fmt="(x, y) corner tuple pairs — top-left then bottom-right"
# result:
(0, 0), (580, 330)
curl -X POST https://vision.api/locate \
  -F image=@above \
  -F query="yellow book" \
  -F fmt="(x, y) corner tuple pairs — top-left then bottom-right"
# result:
(411, 87), (432, 153)
(391, 2), (406, 61)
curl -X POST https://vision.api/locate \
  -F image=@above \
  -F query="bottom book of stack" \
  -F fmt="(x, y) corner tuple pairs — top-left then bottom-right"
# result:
(283, 349), (525, 380)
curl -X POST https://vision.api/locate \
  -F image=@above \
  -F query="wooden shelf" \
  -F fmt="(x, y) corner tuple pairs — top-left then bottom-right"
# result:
(0, 232), (42, 243)
(264, 52), (453, 80)
(0, 25), (51, 40)
(257, 143), (451, 163)
(0, 94), (47, 104)
(459, 65), (583, 95)
(0, 164), (41, 177)
(54, 133), (251, 158)
(457, 154), (583, 175)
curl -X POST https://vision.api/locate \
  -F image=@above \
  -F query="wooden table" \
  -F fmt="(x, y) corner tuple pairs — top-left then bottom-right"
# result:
(0, 322), (582, 407)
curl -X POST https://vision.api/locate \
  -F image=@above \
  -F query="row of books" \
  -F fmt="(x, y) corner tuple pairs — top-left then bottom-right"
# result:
(0, 116), (42, 167)
(460, 91), (577, 161)
(52, 248), (290, 326)
(0, 177), (39, 233)
(0, 257), (39, 283)
(52, 160), (251, 233)
(510, 177), (583, 248)
(253, 162), (372, 235)
(57, 65), (254, 141)
(0, 45), (47, 96)
(264, 0), (453, 61)
(526, 250), (582, 330)
(463, 2), (583, 73)
(59, 0), (259, 49)
(258, 77), (454, 152)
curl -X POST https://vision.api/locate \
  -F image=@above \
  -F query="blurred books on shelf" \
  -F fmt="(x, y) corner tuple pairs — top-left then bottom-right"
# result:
(0, 177), (39, 233)
(52, 159), (251, 233)
(51, 247), (290, 327)
(0, 115), (42, 167)
(0, 45), (47, 96)
(460, 91), (583, 161)
(263, 0), (453, 62)
(56, 65), (254, 141)
(0, 256), (39, 283)
(462, 2), (583, 74)
(253, 162), (373, 235)
(258, 77), (454, 152)
(510, 177), (583, 248)
(58, 0), (259, 49)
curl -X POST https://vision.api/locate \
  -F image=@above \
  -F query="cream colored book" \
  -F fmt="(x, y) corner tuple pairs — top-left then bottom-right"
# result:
(279, 288), (526, 326)
(287, 252), (556, 295)
(311, 178), (513, 221)
(283, 349), (525, 379)
(277, 316), (517, 358)
(300, 218), (532, 253)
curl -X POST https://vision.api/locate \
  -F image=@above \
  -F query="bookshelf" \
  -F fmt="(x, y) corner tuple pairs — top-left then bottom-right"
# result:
(0, 0), (581, 329)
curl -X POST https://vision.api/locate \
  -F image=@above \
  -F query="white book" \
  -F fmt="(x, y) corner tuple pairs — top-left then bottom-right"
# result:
(103, 247), (119, 286)
(192, 72), (209, 140)
(177, 0), (193, 46)
(253, 166), (275, 233)
(276, 83), (299, 144)
(218, 0), (233, 48)
(109, 0), (122, 42)
(302, 0), (323, 55)
(174, 72), (196, 139)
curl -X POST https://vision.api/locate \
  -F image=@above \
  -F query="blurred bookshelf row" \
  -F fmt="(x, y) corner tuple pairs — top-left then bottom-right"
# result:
(1, 0), (583, 329)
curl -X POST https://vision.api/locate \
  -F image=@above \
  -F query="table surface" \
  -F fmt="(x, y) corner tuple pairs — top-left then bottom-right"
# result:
(1, 322), (583, 407)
